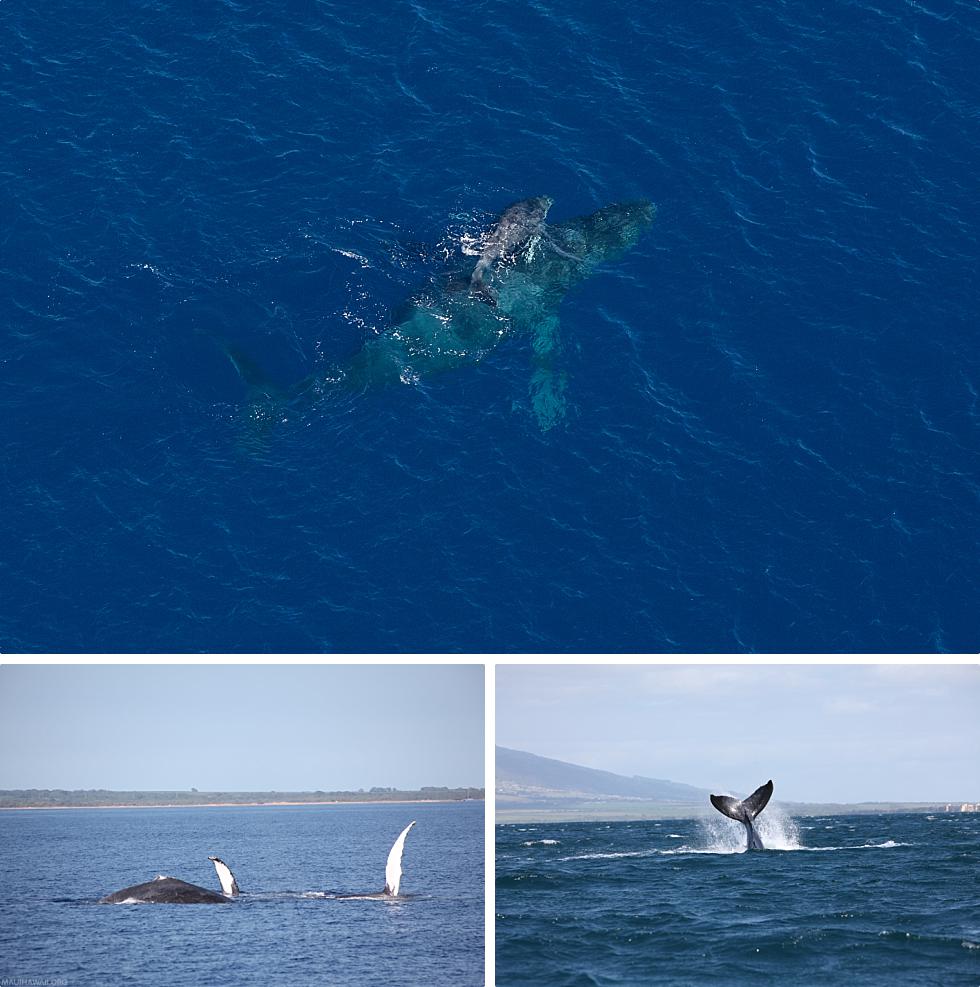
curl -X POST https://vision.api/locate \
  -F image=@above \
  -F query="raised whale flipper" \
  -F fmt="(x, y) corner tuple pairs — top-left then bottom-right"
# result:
(383, 820), (416, 897)
(710, 780), (773, 851)
(208, 856), (240, 897)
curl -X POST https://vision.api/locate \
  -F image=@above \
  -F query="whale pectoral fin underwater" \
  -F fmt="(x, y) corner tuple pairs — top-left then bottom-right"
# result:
(507, 199), (656, 430)
(527, 307), (567, 431)
(710, 780), (773, 851)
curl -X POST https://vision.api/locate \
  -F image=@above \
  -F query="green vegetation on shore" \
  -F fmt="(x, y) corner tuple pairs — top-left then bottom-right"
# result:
(0, 787), (484, 808)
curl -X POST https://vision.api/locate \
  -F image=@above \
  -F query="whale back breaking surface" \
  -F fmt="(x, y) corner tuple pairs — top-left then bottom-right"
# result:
(100, 875), (231, 904)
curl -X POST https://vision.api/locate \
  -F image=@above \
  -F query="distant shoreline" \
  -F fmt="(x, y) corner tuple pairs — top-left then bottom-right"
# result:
(495, 801), (960, 824)
(494, 792), (960, 826)
(1, 797), (484, 811)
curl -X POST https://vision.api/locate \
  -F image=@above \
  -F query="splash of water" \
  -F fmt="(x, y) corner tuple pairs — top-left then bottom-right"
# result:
(698, 803), (803, 853)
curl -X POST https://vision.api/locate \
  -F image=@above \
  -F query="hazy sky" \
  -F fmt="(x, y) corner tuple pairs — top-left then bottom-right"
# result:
(497, 664), (979, 802)
(0, 664), (483, 790)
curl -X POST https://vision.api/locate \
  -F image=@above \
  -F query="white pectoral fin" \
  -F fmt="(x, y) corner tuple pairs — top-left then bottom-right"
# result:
(209, 856), (240, 897)
(383, 821), (416, 897)
(528, 309), (567, 432)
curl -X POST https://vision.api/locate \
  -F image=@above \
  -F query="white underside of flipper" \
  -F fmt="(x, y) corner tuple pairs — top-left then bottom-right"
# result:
(383, 821), (416, 897)
(208, 856), (240, 897)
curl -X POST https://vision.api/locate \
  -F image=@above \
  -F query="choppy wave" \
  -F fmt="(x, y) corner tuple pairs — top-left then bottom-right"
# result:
(499, 812), (979, 984)
(2, 0), (978, 651)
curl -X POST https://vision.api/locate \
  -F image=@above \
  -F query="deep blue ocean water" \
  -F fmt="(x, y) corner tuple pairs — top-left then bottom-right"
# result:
(496, 811), (980, 985)
(3, 0), (979, 652)
(0, 800), (483, 986)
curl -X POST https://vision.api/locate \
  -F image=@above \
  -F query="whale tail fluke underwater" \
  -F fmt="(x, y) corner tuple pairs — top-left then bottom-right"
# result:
(221, 196), (655, 434)
(710, 780), (774, 851)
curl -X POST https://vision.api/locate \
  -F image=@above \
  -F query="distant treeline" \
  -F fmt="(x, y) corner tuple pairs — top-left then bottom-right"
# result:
(0, 787), (484, 808)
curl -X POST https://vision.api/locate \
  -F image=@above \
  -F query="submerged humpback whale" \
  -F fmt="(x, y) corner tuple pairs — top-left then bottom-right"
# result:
(710, 780), (774, 851)
(100, 856), (240, 904)
(227, 197), (655, 431)
(330, 820), (416, 899)
(346, 197), (656, 429)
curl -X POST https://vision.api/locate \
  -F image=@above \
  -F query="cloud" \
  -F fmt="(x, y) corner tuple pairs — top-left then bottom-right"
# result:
(826, 696), (876, 715)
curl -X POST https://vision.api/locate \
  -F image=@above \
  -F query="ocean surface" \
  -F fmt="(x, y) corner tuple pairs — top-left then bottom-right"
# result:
(496, 811), (980, 985)
(3, 0), (979, 652)
(0, 800), (483, 986)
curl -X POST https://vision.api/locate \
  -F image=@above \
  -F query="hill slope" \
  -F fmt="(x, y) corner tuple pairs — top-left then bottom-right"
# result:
(496, 746), (709, 804)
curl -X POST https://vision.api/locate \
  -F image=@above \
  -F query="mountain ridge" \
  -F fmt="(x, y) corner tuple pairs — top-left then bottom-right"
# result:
(496, 746), (710, 804)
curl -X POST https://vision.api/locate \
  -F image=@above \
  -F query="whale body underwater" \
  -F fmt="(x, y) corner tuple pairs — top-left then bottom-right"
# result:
(100, 822), (415, 904)
(227, 196), (656, 432)
(710, 780), (774, 851)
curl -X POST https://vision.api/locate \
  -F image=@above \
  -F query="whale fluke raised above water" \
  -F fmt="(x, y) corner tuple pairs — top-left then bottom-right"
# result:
(100, 857), (241, 904)
(710, 780), (773, 851)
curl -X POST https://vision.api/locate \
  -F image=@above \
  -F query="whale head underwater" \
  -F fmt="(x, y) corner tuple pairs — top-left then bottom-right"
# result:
(710, 780), (774, 851)
(225, 197), (656, 432)
(100, 857), (240, 904)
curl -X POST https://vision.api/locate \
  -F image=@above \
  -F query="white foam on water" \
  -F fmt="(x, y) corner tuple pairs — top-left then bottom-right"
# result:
(522, 839), (559, 846)
(557, 849), (662, 862)
(554, 821), (911, 863)
(699, 804), (803, 852)
(753, 839), (912, 854)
